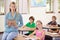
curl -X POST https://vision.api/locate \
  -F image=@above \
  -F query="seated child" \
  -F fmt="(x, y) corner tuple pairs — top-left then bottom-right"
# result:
(28, 20), (45, 40)
(47, 16), (58, 33)
(22, 16), (36, 35)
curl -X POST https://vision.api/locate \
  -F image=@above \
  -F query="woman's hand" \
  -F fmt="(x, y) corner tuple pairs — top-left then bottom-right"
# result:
(12, 20), (16, 26)
(7, 20), (12, 27)
(12, 20), (18, 28)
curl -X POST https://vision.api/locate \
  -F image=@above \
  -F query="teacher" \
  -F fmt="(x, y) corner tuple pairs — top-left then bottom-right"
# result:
(2, 2), (23, 40)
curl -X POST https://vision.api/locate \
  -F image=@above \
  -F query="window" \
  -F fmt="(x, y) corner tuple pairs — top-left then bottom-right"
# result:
(16, 0), (19, 12)
(19, 0), (29, 14)
(0, 0), (5, 15)
(46, 0), (54, 13)
(16, 0), (29, 14)
(58, 0), (60, 13)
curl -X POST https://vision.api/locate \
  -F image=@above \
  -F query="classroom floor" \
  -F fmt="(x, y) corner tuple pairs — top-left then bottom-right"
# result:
(0, 33), (60, 40)
(0, 34), (3, 40)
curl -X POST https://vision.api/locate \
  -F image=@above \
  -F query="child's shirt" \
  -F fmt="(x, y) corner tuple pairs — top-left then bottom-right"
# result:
(26, 22), (36, 34)
(48, 21), (57, 25)
(48, 21), (57, 31)
(36, 30), (45, 40)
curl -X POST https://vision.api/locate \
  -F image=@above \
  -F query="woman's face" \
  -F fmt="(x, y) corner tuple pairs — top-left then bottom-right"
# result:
(10, 4), (16, 12)
(29, 19), (34, 23)
(36, 22), (42, 29)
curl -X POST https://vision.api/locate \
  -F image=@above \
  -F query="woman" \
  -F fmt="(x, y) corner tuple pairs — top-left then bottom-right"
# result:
(28, 20), (45, 40)
(2, 2), (23, 40)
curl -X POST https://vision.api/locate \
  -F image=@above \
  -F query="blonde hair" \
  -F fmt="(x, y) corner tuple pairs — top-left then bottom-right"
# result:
(36, 20), (42, 24)
(9, 2), (16, 12)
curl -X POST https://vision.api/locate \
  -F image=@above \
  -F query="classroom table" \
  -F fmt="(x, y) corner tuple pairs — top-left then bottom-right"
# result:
(43, 26), (60, 31)
(18, 27), (35, 34)
(14, 35), (25, 40)
(24, 32), (60, 40)
(18, 27), (60, 40)
(43, 26), (60, 29)
(16, 32), (60, 40)
(14, 34), (38, 40)
(16, 28), (60, 40)
(45, 32), (60, 40)
(25, 36), (37, 40)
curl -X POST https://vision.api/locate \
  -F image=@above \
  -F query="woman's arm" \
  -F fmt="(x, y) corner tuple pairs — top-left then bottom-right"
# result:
(5, 13), (11, 27)
(18, 14), (23, 27)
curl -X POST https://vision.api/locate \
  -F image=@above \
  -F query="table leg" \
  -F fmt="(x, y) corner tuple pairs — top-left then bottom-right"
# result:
(22, 31), (23, 35)
(18, 30), (20, 34)
(18, 30), (23, 35)
(53, 38), (55, 40)
(47, 29), (49, 32)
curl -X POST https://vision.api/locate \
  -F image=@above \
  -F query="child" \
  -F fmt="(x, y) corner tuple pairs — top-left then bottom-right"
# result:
(47, 16), (58, 33)
(22, 16), (36, 35)
(28, 20), (45, 40)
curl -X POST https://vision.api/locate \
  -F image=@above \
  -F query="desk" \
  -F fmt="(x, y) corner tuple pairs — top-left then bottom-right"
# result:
(14, 35), (37, 40)
(43, 27), (60, 31)
(45, 32), (60, 40)
(14, 32), (60, 40)
(18, 27), (35, 34)
(43, 27), (60, 29)
(25, 36), (37, 40)
(14, 35), (25, 40)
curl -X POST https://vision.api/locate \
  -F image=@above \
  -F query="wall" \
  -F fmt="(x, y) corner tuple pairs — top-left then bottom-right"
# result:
(0, 15), (5, 32)
(21, 0), (60, 25)
(0, 0), (60, 31)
